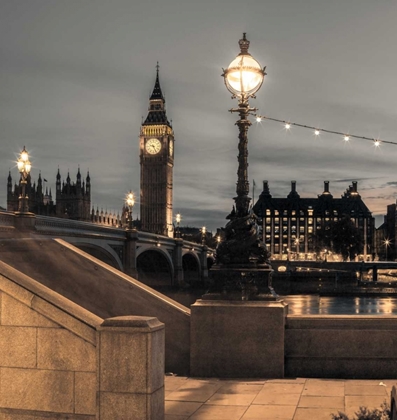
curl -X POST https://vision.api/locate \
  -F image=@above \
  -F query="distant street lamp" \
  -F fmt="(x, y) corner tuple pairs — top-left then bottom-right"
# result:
(175, 213), (181, 238)
(201, 226), (206, 245)
(126, 191), (135, 230)
(384, 239), (391, 261)
(17, 146), (31, 213)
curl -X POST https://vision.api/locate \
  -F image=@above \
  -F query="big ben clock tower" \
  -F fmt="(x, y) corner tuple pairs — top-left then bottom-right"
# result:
(140, 65), (174, 237)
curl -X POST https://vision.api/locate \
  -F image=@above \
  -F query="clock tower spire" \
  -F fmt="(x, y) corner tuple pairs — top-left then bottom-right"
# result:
(140, 64), (174, 236)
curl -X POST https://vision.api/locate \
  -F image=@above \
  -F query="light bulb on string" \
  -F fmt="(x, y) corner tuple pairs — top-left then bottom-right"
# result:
(344, 135), (350, 141)
(374, 139), (381, 147)
(256, 116), (262, 123)
(314, 130), (320, 136)
(285, 123), (291, 130)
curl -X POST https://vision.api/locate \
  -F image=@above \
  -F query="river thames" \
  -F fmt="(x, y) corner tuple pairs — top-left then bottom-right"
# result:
(160, 287), (397, 315)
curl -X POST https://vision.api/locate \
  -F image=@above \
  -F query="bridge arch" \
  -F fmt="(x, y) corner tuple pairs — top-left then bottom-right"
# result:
(182, 252), (201, 284)
(67, 241), (122, 270)
(136, 247), (174, 287)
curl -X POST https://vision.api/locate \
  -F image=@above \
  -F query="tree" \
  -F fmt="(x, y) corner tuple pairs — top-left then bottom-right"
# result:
(315, 215), (363, 261)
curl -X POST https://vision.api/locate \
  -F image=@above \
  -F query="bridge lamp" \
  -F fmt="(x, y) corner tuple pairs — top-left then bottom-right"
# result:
(126, 191), (135, 230)
(175, 213), (181, 238)
(201, 226), (206, 245)
(17, 146), (31, 213)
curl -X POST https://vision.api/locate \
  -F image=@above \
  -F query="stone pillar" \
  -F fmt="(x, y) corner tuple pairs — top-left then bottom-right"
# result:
(190, 299), (288, 378)
(199, 245), (208, 280)
(125, 228), (138, 278)
(14, 212), (36, 230)
(174, 238), (184, 286)
(97, 316), (165, 420)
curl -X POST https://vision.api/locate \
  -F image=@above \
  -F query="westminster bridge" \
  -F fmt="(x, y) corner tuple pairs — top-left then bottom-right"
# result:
(0, 211), (210, 286)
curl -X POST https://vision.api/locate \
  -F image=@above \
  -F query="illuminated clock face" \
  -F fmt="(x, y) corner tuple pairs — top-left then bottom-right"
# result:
(146, 138), (161, 154)
(169, 140), (173, 156)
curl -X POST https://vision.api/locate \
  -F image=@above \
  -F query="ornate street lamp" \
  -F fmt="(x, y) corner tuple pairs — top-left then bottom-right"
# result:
(17, 146), (31, 213)
(175, 213), (181, 238)
(126, 191), (135, 230)
(211, 34), (274, 300)
(222, 33), (266, 218)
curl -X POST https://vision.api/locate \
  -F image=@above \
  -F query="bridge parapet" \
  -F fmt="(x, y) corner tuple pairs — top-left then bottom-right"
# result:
(35, 215), (126, 239)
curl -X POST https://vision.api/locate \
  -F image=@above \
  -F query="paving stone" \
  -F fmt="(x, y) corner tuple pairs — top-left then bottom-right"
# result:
(345, 395), (389, 417)
(241, 404), (296, 419)
(298, 396), (344, 409)
(216, 383), (263, 394)
(294, 407), (343, 420)
(259, 383), (305, 394)
(253, 392), (301, 406)
(345, 384), (389, 396)
(166, 384), (221, 403)
(206, 393), (257, 406)
(165, 401), (202, 416)
(189, 404), (248, 419)
(302, 380), (345, 396)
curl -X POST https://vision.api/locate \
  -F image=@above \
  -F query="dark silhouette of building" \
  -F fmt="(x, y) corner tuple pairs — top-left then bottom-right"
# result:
(139, 66), (174, 237)
(55, 168), (91, 221)
(253, 180), (374, 260)
(375, 203), (396, 260)
(7, 168), (91, 221)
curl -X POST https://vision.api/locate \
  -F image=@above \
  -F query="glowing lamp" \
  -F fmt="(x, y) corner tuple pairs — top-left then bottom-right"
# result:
(223, 33), (265, 98)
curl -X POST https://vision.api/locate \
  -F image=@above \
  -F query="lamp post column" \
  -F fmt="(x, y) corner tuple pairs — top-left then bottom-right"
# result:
(235, 101), (252, 217)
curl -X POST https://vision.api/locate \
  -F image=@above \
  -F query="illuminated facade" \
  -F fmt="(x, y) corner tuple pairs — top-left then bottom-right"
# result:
(253, 180), (375, 260)
(139, 67), (174, 237)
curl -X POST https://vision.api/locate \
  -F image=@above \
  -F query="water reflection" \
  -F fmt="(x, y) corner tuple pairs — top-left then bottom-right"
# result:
(283, 295), (397, 315)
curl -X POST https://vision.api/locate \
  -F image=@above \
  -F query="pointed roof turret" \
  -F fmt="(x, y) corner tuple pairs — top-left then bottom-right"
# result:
(143, 63), (171, 126)
(149, 62), (165, 101)
(7, 170), (12, 183)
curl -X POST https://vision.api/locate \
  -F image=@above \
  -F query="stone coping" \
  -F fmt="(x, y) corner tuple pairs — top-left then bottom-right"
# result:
(55, 238), (191, 316)
(0, 259), (103, 332)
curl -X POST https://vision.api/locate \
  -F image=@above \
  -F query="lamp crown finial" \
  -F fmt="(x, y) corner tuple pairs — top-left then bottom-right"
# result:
(239, 33), (250, 54)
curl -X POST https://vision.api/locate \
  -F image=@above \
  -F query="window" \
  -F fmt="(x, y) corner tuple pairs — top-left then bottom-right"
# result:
(266, 209), (271, 216)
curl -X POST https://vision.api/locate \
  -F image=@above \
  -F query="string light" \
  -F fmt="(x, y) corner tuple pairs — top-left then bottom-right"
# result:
(254, 114), (394, 147)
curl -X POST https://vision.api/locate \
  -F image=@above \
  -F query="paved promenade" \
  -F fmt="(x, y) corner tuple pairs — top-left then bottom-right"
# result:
(165, 376), (396, 419)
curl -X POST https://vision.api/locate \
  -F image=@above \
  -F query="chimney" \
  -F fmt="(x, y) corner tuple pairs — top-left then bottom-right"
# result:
(352, 181), (358, 193)
(324, 181), (329, 193)
(291, 180), (296, 192)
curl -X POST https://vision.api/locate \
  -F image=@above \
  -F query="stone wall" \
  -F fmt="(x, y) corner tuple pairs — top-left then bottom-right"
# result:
(286, 315), (397, 379)
(0, 262), (164, 419)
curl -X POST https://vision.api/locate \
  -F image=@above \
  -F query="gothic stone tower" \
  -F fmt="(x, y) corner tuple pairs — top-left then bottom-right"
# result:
(140, 66), (174, 237)
(55, 168), (91, 221)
